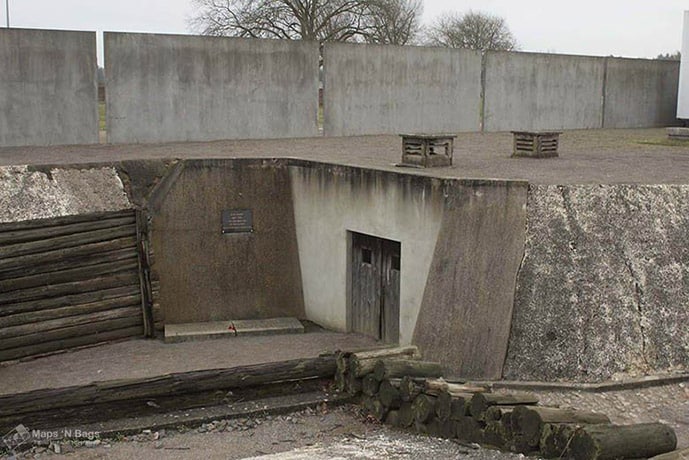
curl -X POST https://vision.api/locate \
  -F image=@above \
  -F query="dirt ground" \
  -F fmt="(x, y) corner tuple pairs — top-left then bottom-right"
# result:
(1, 128), (689, 185)
(0, 331), (378, 394)
(6, 405), (528, 460)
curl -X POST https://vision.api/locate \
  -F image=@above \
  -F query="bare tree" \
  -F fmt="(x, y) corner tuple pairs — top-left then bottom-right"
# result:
(426, 10), (518, 52)
(190, 0), (422, 44)
(362, 0), (422, 45)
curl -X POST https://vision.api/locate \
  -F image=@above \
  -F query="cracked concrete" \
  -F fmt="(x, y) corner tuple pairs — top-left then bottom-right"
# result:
(504, 184), (689, 382)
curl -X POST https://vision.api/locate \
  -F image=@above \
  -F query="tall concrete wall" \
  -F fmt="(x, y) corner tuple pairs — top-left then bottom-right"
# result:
(105, 33), (319, 144)
(323, 43), (482, 136)
(484, 51), (605, 132)
(413, 182), (528, 379)
(150, 159), (304, 324)
(0, 29), (98, 147)
(603, 58), (679, 128)
(505, 185), (689, 382)
(289, 164), (445, 344)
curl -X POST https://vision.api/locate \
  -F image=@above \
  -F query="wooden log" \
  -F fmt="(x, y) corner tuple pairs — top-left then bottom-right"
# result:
(570, 423), (677, 460)
(0, 237), (137, 275)
(512, 406), (611, 449)
(423, 378), (489, 396)
(427, 418), (455, 439)
(385, 410), (400, 427)
(0, 284), (141, 316)
(373, 359), (443, 381)
(0, 306), (142, 341)
(470, 392), (539, 421)
(362, 374), (380, 397)
(336, 351), (351, 375)
(484, 420), (512, 449)
(349, 345), (420, 378)
(398, 402), (414, 428)
(454, 416), (484, 443)
(399, 375), (423, 402)
(0, 224), (136, 259)
(411, 394), (437, 424)
(378, 379), (401, 409)
(0, 209), (134, 233)
(363, 396), (387, 421)
(0, 356), (338, 417)
(0, 272), (141, 306)
(0, 258), (139, 294)
(450, 396), (470, 420)
(345, 371), (362, 396)
(649, 447), (689, 460)
(485, 405), (515, 423)
(435, 390), (452, 422)
(334, 369), (346, 393)
(0, 294), (141, 329)
(540, 423), (578, 459)
(0, 324), (144, 363)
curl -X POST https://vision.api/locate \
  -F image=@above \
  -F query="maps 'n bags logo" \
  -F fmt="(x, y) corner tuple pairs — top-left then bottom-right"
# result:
(2, 424), (31, 451)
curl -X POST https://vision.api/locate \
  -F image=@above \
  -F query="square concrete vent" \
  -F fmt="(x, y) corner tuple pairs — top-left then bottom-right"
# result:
(399, 134), (456, 168)
(512, 131), (561, 158)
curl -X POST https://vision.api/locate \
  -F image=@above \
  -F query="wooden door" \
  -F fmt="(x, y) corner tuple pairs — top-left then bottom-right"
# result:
(351, 232), (400, 344)
(381, 239), (400, 343)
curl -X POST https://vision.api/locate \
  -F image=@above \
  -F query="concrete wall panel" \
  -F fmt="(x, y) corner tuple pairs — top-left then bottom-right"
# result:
(505, 185), (689, 382)
(0, 29), (98, 147)
(289, 164), (444, 344)
(105, 33), (319, 143)
(151, 159), (305, 324)
(412, 182), (528, 379)
(604, 58), (679, 128)
(484, 51), (605, 132)
(323, 43), (482, 136)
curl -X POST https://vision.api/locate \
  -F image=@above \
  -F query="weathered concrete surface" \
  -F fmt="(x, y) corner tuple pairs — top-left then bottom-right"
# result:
(604, 58), (679, 128)
(151, 159), (304, 324)
(0, 165), (130, 223)
(0, 28), (98, 147)
(504, 185), (689, 382)
(289, 164), (445, 343)
(105, 33), (319, 143)
(323, 43), (482, 136)
(413, 182), (528, 379)
(677, 11), (689, 119)
(484, 51), (605, 132)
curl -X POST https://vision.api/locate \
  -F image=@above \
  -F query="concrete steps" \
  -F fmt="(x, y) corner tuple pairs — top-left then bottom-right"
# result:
(164, 317), (304, 343)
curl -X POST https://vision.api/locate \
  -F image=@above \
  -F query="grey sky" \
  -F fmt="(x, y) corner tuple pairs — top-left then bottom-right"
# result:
(2, 0), (687, 64)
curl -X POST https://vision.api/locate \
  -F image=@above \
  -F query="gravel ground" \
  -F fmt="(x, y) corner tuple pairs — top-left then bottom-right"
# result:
(1, 128), (688, 184)
(3, 405), (527, 460)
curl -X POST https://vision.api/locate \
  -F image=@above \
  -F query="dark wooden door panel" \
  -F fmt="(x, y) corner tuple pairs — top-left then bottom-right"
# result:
(381, 239), (400, 344)
(351, 233), (382, 339)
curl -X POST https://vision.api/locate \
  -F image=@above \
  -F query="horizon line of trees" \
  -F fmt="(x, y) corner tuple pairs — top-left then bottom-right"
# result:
(189, 0), (520, 52)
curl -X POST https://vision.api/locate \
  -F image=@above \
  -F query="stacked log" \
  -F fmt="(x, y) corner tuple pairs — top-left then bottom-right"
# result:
(334, 346), (420, 395)
(334, 351), (678, 460)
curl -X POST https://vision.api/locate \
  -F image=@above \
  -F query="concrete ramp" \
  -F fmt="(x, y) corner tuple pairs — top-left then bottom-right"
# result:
(165, 317), (304, 343)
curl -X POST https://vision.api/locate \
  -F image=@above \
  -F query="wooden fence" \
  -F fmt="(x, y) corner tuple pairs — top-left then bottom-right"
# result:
(0, 209), (151, 361)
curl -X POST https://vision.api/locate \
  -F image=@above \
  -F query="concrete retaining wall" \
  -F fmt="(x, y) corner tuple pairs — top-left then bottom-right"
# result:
(105, 33), (319, 143)
(0, 29), (98, 147)
(484, 51), (606, 132)
(323, 43), (482, 136)
(150, 159), (304, 324)
(289, 164), (445, 344)
(603, 58), (680, 128)
(504, 185), (689, 382)
(413, 182), (528, 379)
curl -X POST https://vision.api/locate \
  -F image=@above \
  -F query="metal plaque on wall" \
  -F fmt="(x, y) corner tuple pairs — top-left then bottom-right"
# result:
(222, 209), (253, 234)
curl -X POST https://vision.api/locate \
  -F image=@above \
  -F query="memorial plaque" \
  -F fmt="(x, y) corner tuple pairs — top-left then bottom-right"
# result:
(222, 209), (253, 234)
